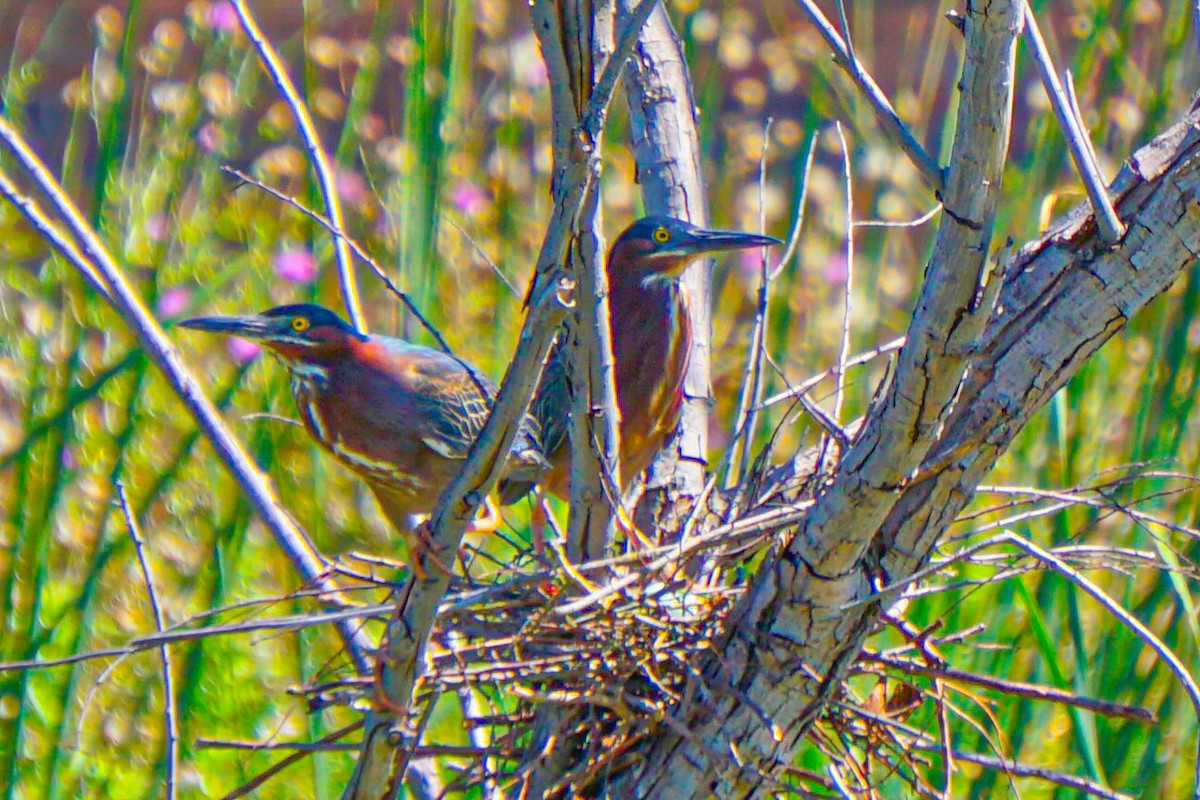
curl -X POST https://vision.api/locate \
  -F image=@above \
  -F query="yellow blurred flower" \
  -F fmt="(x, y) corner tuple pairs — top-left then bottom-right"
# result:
(93, 5), (124, 52)
(199, 72), (239, 117)
(307, 35), (345, 69)
(254, 146), (307, 179)
(311, 86), (346, 120)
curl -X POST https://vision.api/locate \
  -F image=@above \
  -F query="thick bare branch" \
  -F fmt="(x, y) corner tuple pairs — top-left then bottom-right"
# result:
(614, 2), (1024, 795)
(615, 35), (1200, 800)
(340, 4), (661, 795)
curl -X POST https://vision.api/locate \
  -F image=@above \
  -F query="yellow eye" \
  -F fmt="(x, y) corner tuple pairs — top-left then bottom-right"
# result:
(652, 226), (671, 244)
(291, 316), (310, 332)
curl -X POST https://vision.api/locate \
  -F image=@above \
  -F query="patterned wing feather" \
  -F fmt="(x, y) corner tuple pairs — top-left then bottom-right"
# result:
(498, 333), (571, 504)
(408, 352), (496, 460)
(372, 337), (547, 478)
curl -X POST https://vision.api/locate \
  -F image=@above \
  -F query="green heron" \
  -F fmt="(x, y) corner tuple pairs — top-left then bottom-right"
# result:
(180, 303), (547, 575)
(499, 215), (781, 507)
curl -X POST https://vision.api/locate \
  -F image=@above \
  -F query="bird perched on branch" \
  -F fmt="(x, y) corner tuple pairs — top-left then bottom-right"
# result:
(181, 303), (547, 575)
(499, 215), (781, 507)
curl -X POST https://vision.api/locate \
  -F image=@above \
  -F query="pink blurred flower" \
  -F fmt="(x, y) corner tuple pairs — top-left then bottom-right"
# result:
(227, 337), (261, 363)
(449, 181), (488, 216)
(197, 122), (221, 153)
(275, 246), (318, 283)
(822, 252), (849, 284)
(524, 60), (548, 88)
(61, 447), (78, 472)
(145, 214), (169, 242)
(157, 287), (192, 318)
(208, 1), (239, 32)
(336, 168), (369, 205)
(737, 247), (763, 281)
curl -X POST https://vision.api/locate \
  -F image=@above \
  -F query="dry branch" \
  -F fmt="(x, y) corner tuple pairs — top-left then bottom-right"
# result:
(0, 115), (375, 671)
(339, 2), (660, 795)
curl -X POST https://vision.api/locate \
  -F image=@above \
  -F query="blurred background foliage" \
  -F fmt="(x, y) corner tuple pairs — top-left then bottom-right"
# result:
(0, 0), (1198, 797)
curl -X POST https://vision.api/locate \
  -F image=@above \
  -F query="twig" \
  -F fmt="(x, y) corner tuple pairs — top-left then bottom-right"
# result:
(0, 114), (373, 671)
(340, 6), (662, 796)
(1195, 2), (1200, 65)
(444, 216), (522, 299)
(832, 121), (854, 427)
(934, 752), (1126, 800)
(861, 651), (1157, 723)
(117, 484), (177, 800)
(220, 167), (454, 353)
(0, 603), (393, 675)
(853, 204), (942, 229)
(726, 118), (776, 489)
(228, 0), (364, 331)
(1000, 531), (1200, 799)
(1021, 2), (1124, 243)
(843, 702), (1130, 799)
(755, 337), (905, 411)
(199, 735), (522, 759)
(769, 133), (818, 281)
(793, 0), (944, 192)
(0, 172), (112, 299)
(223, 722), (365, 800)
(904, 731), (1131, 799)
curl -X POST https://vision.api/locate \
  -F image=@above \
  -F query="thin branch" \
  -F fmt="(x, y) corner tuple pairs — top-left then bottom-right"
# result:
(1000, 531), (1200, 799)
(793, 0), (944, 192)
(0, 603), (393, 675)
(1195, 1), (1200, 64)
(1021, 2), (1124, 242)
(341, 5), (662, 795)
(444, 216), (522, 299)
(832, 121), (854, 427)
(229, 0), (365, 331)
(0, 171), (112, 299)
(0, 114), (373, 670)
(117, 484), (178, 800)
(221, 167), (454, 352)
(861, 652), (1157, 723)
(769, 132), (818, 281)
(903, 729), (1131, 799)
(853, 203), (943, 229)
(726, 118), (777, 489)
(756, 336), (905, 411)
(224, 722), (365, 800)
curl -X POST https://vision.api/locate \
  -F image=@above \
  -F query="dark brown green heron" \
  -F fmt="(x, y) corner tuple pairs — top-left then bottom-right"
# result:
(500, 215), (781, 506)
(181, 303), (547, 574)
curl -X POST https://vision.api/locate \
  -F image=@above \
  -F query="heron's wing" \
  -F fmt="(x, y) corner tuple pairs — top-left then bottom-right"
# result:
(368, 338), (497, 460)
(498, 332), (571, 505)
(530, 337), (572, 462)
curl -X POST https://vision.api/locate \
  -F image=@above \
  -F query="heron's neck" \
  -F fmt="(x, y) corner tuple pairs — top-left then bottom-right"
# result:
(283, 358), (330, 395)
(610, 269), (683, 313)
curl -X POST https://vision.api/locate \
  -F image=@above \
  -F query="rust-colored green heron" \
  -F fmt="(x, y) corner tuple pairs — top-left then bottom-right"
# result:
(500, 215), (781, 506)
(181, 303), (547, 574)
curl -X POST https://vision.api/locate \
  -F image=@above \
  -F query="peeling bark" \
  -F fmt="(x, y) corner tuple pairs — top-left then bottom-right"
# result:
(608, 40), (1200, 800)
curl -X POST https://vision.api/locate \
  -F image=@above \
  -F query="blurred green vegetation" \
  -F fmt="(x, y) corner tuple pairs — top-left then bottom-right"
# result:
(0, 0), (1197, 797)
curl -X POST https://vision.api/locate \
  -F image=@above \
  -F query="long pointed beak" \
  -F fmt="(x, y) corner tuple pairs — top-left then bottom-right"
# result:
(675, 228), (782, 256)
(178, 314), (274, 339)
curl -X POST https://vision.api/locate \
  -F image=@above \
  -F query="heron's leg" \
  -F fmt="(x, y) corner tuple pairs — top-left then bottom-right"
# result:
(370, 487), (454, 579)
(464, 496), (500, 533)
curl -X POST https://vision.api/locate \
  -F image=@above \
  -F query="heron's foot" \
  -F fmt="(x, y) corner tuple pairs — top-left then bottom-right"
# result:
(615, 505), (656, 552)
(465, 496), (500, 534)
(407, 523), (457, 580)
